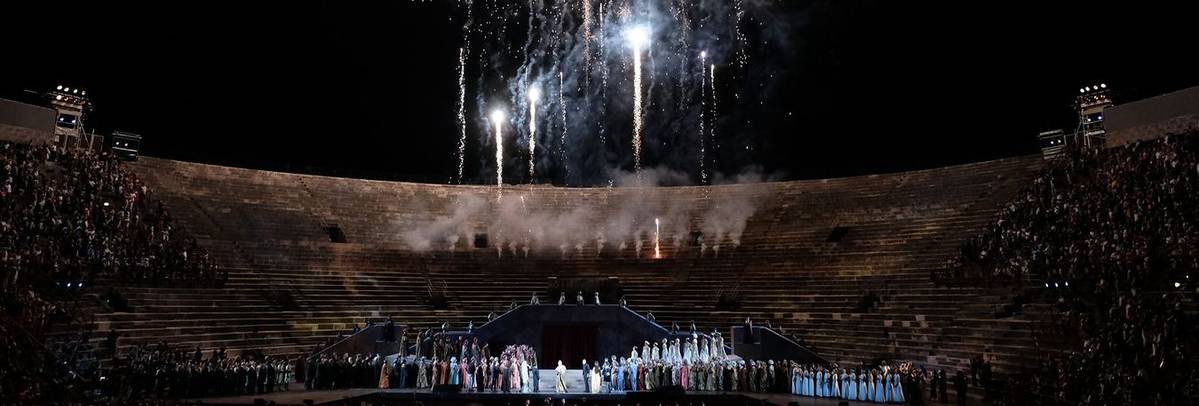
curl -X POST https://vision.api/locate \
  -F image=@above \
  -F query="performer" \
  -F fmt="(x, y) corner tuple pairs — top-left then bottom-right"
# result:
(614, 358), (625, 391)
(594, 291), (601, 305)
(554, 361), (568, 393)
(531, 353), (540, 392)
(576, 291), (584, 305)
(448, 357), (459, 385)
(378, 358), (392, 389)
(891, 369), (905, 403)
(462, 357), (473, 391)
(859, 369), (869, 401)
(590, 363), (602, 393)
(558, 292), (566, 305)
(601, 359), (612, 392)
(873, 370), (885, 402)
(530, 293), (540, 305)
(520, 357), (530, 393)
(508, 356), (521, 393)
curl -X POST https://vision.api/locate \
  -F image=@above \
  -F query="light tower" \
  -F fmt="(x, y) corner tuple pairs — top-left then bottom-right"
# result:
(1075, 83), (1113, 148)
(48, 85), (98, 150)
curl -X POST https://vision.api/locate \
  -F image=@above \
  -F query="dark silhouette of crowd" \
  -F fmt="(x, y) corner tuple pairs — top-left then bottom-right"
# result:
(945, 134), (1199, 404)
(105, 343), (293, 400)
(0, 140), (222, 403)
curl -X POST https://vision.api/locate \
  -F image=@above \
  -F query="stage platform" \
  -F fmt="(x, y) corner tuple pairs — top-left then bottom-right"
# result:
(183, 386), (888, 406)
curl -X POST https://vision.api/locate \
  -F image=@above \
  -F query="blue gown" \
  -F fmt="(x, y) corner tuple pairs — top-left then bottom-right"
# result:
(832, 373), (840, 398)
(850, 375), (859, 401)
(884, 374), (894, 402)
(873, 375), (884, 402)
(893, 374), (905, 403)
(820, 373), (829, 400)
(842, 375), (851, 400)
(863, 376), (872, 402)
(449, 360), (459, 385)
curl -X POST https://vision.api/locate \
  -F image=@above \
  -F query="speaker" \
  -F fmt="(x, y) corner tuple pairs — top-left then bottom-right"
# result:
(432, 384), (462, 394)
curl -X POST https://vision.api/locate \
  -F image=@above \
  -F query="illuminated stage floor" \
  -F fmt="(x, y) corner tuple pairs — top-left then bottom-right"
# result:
(184, 386), (919, 406)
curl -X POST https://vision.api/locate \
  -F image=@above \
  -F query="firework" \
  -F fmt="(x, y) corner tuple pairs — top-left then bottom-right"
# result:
(709, 62), (718, 168)
(626, 25), (650, 174)
(654, 217), (662, 259)
(491, 108), (506, 187)
(457, 47), (468, 183)
(699, 50), (707, 185)
(559, 71), (568, 180)
(528, 86), (540, 179)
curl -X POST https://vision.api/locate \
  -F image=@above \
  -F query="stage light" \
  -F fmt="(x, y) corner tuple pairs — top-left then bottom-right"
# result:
(528, 86), (540, 102)
(1044, 283), (1050, 288)
(1176, 282), (1182, 288)
(73, 89), (78, 94)
(56, 85), (63, 90)
(64, 87), (70, 92)
(81, 90), (86, 96)
(1100, 83), (1107, 88)
(701, 50), (707, 58)
(1079, 88), (1085, 93)
(55, 95), (62, 100)
(1084, 86), (1091, 92)
(490, 109), (505, 122)
(625, 25), (651, 49)
(1054, 282), (1059, 288)
(1064, 281), (1069, 287)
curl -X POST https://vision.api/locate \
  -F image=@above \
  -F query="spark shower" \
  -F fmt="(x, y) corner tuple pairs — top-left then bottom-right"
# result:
(451, 0), (779, 187)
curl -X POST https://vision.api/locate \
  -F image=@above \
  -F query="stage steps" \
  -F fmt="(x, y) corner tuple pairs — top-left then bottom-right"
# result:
(536, 369), (585, 393)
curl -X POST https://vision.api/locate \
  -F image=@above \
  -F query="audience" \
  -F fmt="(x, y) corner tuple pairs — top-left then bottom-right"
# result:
(107, 343), (293, 399)
(0, 140), (221, 403)
(945, 134), (1198, 404)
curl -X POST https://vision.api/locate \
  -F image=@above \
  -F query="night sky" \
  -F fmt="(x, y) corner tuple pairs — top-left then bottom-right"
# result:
(3, 2), (1197, 185)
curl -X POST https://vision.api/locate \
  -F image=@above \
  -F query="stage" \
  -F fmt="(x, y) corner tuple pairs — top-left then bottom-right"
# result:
(183, 386), (891, 406)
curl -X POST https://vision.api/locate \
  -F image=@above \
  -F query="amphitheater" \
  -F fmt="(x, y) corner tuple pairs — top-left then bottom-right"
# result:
(86, 152), (1053, 376)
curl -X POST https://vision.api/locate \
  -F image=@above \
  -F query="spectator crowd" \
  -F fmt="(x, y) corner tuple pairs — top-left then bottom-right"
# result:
(0, 140), (222, 403)
(946, 134), (1198, 404)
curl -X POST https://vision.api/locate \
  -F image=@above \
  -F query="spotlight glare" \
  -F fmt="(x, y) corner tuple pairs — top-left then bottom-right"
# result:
(1100, 83), (1107, 88)
(528, 86), (540, 102)
(490, 109), (505, 122)
(56, 85), (63, 90)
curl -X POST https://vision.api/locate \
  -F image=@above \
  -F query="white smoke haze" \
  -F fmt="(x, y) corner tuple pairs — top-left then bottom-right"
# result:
(399, 166), (774, 257)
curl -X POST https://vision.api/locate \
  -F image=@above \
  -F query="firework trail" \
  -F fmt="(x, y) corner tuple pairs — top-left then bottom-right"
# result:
(699, 50), (707, 185)
(734, 0), (748, 69)
(528, 86), (539, 179)
(559, 71), (569, 180)
(709, 62), (718, 170)
(457, 47), (468, 183)
(597, 1), (608, 149)
(492, 109), (506, 187)
(628, 26), (649, 174)
(582, 0), (593, 88)
(653, 217), (661, 259)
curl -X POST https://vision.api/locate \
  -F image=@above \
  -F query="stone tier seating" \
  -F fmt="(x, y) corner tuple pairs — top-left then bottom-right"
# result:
(81, 155), (1045, 375)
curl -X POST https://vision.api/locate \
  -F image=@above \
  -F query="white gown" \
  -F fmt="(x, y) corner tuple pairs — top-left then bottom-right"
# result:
(555, 364), (568, 393)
